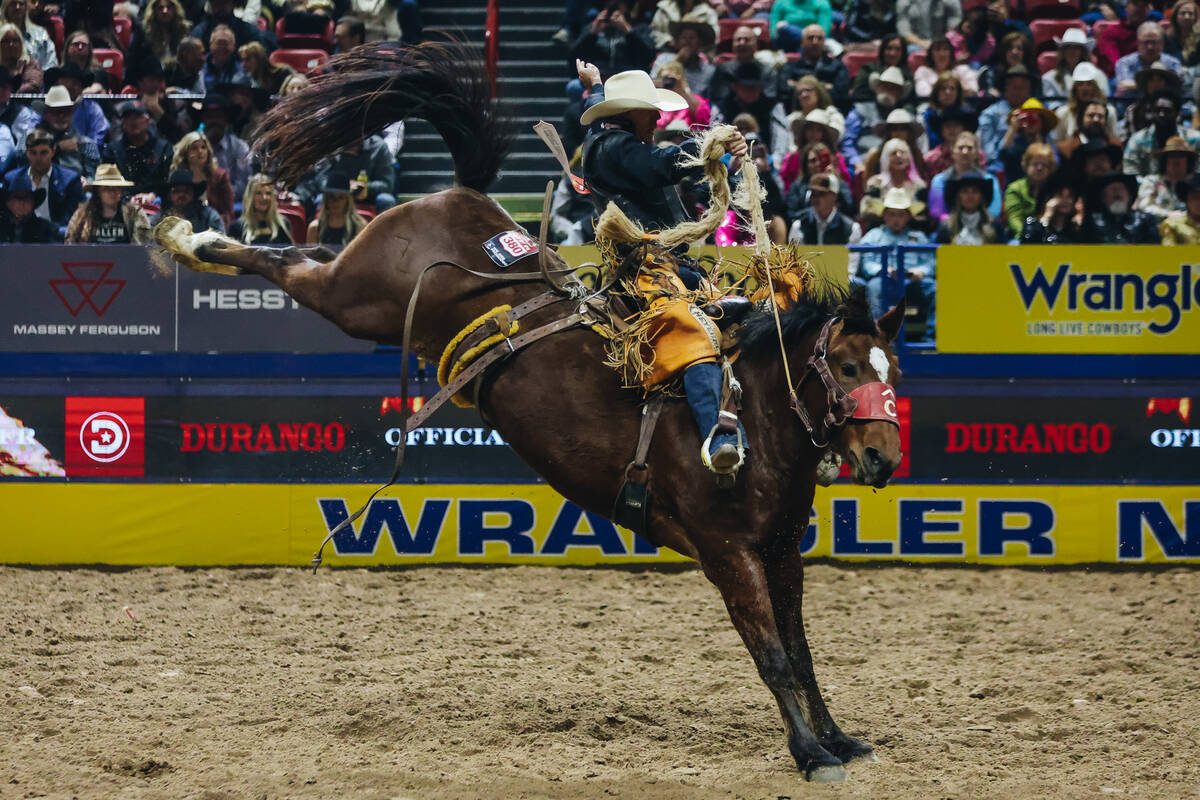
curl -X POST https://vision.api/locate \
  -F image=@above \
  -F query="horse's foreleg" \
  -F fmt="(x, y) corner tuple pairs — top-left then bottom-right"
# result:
(700, 549), (846, 782)
(762, 538), (873, 765)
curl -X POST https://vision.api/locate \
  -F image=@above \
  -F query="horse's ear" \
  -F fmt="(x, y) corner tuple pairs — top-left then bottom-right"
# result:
(877, 298), (906, 342)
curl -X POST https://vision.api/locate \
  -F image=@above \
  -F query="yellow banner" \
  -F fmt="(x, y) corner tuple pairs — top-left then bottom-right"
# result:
(1, 483), (1195, 566)
(937, 245), (1200, 353)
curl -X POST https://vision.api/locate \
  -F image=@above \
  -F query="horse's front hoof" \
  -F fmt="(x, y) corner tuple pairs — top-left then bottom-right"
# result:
(825, 733), (875, 764)
(807, 763), (848, 783)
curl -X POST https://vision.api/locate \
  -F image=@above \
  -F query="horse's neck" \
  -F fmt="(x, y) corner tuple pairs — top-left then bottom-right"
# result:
(738, 338), (824, 477)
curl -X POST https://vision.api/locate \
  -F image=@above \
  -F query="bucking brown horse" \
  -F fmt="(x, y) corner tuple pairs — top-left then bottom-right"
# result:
(155, 41), (905, 782)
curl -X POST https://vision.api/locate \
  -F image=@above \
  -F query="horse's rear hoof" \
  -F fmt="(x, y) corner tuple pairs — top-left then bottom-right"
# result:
(807, 764), (848, 783)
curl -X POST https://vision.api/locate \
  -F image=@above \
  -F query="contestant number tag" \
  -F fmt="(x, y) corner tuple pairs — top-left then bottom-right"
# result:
(483, 230), (540, 270)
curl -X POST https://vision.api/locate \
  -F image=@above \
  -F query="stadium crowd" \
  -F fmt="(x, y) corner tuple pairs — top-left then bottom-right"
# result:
(0, 0), (419, 246)
(3, 0), (1199, 336)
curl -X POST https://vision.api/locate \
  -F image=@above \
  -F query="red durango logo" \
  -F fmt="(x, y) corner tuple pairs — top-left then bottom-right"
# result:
(180, 422), (346, 452)
(945, 423), (1112, 453)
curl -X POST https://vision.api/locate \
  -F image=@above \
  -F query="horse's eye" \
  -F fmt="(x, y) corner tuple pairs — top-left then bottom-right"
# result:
(841, 363), (858, 377)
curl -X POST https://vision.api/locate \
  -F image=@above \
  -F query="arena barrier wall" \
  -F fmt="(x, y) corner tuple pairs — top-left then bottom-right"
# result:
(938, 245), (1200, 354)
(1, 483), (1195, 566)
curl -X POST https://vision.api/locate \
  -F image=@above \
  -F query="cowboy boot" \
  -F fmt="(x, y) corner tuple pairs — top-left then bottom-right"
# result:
(683, 361), (746, 474)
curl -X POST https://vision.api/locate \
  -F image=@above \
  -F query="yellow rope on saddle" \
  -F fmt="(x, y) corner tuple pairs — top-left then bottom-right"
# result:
(437, 304), (520, 408)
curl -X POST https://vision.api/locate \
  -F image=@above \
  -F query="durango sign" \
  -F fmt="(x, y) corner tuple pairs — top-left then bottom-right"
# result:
(937, 245), (1200, 353)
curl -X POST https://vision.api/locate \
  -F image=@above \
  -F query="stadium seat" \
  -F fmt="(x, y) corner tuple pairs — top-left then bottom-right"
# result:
(1024, 0), (1083, 19)
(1090, 19), (1123, 44)
(908, 50), (926, 72)
(1036, 50), (1058, 75)
(92, 49), (125, 84)
(257, 15), (269, 31)
(276, 16), (335, 52)
(277, 204), (307, 244)
(717, 17), (769, 51)
(46, 15), (64, 60)
(355, 204), (377, 221)
(842, 50), (876, 79)
(269, 48), (329, 74)
(112, 15), (132, 50)
(1030, 19), (1087, 53)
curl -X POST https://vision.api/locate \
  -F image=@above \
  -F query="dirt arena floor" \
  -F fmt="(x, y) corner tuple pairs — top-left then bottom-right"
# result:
(2, 564), (1198, 799)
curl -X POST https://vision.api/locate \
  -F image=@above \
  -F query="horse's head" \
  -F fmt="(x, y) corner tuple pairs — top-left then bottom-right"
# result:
(782, 292), (905, 489)
(822, 300), (905, 488)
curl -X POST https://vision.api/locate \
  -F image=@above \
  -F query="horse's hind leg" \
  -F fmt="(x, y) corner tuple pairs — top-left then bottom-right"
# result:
(762, 535), (873, 765)
(155, 218), (334, 316)
(700, 548), (846, 782)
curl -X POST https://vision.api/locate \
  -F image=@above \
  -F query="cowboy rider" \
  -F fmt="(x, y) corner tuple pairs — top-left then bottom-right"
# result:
(576, 59), (750, 474)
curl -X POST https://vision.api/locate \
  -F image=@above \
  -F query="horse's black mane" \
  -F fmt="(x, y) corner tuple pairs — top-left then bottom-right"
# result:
(738, 279), (879, 358)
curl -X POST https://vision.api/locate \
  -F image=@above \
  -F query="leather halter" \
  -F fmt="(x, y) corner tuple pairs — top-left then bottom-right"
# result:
(789, 317), (859, 448)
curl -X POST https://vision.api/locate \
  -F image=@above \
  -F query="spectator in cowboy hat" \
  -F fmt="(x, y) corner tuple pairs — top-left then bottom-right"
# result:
(1159, 173), (1200, 244)
(650, 20), (716, 98)
(101, 100), (174, 199)
(214, 72), (270, 138)
(0, 171), (56, 241)
(1081, 171), (1160, 243)
(199, 93), (251, 200)
(43, 61), (107, 146)
(1124, 89), (1200, 176)
(1057, 100), (1123, 162)
(995, 98), (1056, 179)
(923, 106), (979, 175)
(1042, 28), (1094, 103)
(1019, 171), (1082, 244)
(715, 61), (779, 151)
(0, 21), (41, 92)
(649, 0), (718, 52)
(64, 163), (152, 244)
(3, 127), (82, 236)
(844, 66), (912, 170)
(1136, 135), (1197, 219)
(306, 171), (368, 246)
(929, 130), (1002, 220)
(1123, 61), (1187, 136)
(1066, 136), (1125, 183)
(868, 108), (929, 181)
(849, 34), (912, 104)
(1115, 22), (1182, 97)
(787, 171), (861, 245)
(28, 84), (98, 179)
(152, 168), (224, 232)
(978, 64), (1035, 169)
(934, 170), (1004, 244)
(1053, 62), (1118, 142)
(854, 186), (937, 336)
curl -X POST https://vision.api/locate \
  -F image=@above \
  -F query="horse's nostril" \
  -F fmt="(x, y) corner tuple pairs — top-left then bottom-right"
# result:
(863, 447), (884, 470)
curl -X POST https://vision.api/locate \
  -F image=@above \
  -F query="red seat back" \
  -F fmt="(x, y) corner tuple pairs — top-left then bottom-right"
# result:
(269, 48), (329, 74)
(1036, 50), (1058, 76)
(908, 50), (926, 72)
(1029, 19), (1087, 52)
(275, 17), (334, 52)
(112, 15), (132, 50)
(277, 205), (307, 244)
(842, 50), (876, 79)
(92, 48), (125, 84)
(1025, 0), (1083, 20)
(47, 15), (64, 60)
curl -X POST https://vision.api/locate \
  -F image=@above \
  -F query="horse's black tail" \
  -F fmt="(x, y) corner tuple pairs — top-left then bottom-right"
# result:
(254, 39), (512, 192)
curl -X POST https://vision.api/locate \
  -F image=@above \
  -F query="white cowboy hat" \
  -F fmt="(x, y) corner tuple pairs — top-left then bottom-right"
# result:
(803, 107), (844, 140)
(34, 84), (76, 113)
(580, 70), (687, 125)
(881, 186), (924, 216)
(868, 66), (907, 92)
(88, 163), (135, 188)
(1054, 27), (1093, 51)
(874, 107), (923, 138)
(1066, 61), (1108, 96)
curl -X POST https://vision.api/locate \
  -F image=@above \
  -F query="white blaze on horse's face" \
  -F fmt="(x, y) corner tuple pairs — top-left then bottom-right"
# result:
(868, 346), (890, 385)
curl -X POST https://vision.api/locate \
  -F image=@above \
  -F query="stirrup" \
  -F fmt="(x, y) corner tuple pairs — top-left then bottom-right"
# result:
(700, 418), (745, 477)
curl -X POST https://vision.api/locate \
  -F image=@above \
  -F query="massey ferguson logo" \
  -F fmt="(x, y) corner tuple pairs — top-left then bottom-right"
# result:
(64, 397), (145, 477)
(50, 262), (125, 317)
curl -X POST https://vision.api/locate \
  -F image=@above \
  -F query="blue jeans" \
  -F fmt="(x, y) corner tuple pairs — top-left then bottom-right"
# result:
(374, 192), (397, 213)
